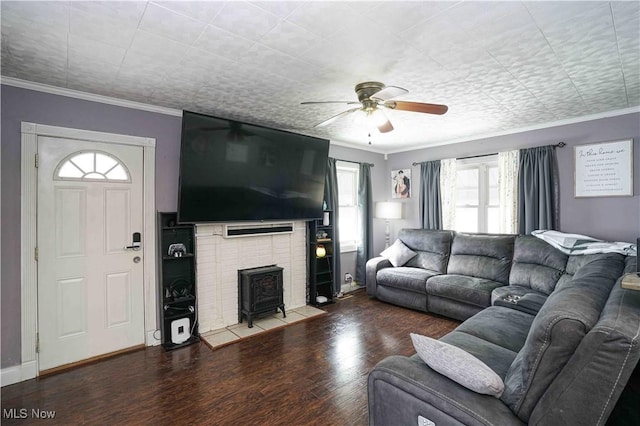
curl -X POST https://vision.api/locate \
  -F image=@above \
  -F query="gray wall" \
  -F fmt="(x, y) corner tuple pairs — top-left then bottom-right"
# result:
(1, 85), (183, 368)
(387, 113), (640, 243)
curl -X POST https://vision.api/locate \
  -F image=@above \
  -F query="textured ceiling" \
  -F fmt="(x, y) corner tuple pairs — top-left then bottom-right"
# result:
(1, 1), (639, 153)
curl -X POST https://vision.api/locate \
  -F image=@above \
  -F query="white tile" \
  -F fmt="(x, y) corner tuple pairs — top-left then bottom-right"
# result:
(193, 25), (255, 59)
(139, 3), (207, 45)
(211, 1), (280, 42)
(69, 8), (137, 49)
(68, 33), (126, 66)
(127, 30), (190, 64)
(229, 324), (265, 338)
(70, 1), (146, 27)
(280, 311), (307, 324)
(253, 316), (287, 330)
(201, 329), (240, 348)
(2, 1), (69, 29)
(154, 1), (225, 23)
(294, 305), (326, 318)
(261, 21), (323, 61)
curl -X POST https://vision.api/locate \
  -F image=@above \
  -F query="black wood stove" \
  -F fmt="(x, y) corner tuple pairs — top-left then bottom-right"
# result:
(238, 265), (285, 328)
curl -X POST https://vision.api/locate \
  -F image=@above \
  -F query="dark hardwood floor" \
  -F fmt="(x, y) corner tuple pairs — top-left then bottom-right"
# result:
(1, 290), (459, 425)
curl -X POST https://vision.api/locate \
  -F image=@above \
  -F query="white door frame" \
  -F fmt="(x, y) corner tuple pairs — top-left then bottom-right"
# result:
(20, 122), (158, 381)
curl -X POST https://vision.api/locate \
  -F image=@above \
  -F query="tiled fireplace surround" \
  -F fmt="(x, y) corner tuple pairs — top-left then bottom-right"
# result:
(195, 222), (308, 333)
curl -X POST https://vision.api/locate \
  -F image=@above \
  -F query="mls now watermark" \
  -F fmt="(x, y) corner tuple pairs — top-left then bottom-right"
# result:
(3, 408), (56, 420)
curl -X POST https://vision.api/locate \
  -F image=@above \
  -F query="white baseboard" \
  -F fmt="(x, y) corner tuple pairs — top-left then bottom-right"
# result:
(146, 330), (161, 346)
(1, 360), (37, 387)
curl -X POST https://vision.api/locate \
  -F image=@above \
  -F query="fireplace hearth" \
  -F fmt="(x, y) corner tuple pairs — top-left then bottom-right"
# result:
(238, 265), (285, 328)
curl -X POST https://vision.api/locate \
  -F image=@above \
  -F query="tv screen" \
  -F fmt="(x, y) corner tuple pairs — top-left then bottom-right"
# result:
(178, 111), (330, 223)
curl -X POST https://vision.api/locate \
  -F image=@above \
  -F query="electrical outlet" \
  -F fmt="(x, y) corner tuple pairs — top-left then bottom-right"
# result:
(344, 273), (353, 283)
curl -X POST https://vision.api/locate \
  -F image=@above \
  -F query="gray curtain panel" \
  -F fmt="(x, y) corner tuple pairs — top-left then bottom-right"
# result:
(419, 160), (443, 230)
(324, 158), (341, 295)
(517, 145), (559, 235)
(356, 163), (373, 286)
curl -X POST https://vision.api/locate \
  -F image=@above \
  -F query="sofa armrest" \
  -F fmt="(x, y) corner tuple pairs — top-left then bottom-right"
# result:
(368, 355), (524, 426)
(366, 256), (392, 297)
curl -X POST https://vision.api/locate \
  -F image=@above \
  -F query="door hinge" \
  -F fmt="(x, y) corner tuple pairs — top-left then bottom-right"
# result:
(35, 153), (39, 168)
(36, 333), (40, 353)
(34, 247), (38, 261)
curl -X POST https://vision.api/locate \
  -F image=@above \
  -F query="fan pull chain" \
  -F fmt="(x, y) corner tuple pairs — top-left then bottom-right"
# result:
(368, 132), (372, 145)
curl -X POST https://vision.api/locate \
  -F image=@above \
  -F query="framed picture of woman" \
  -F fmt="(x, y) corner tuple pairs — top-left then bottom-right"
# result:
(392, 169), (411, 199)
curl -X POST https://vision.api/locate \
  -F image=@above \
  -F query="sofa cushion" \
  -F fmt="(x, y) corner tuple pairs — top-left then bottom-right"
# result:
(399, 229), (453, 273)
(380, 239), (417, 267)
(377, 267), (436, 294)
(410, 333), (505, 397)
(509, 236), (568, 294)
(447, 233), (515, 284)
(500, 255), (626, 422)
(451, 306), (534, 354)
(427, 274), (504, 308)
(439, 306), (534, 379)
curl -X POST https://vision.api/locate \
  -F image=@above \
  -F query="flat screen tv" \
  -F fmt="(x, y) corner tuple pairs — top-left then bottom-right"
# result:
(178, 111), (330, 223)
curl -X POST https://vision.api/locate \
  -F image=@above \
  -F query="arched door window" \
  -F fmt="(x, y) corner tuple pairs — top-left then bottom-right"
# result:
(54, 151), (130, 182)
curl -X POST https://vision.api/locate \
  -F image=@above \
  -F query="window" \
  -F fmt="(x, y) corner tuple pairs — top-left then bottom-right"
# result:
(454, 156), (499, 233)
(337, 162), (359, 252)
(55, 151), (130, 182)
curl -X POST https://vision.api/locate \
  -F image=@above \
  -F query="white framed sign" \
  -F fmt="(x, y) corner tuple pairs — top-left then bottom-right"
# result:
(574, 139), (633, 197)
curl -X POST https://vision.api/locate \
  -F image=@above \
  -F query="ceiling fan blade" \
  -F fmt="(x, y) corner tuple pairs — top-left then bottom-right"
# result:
(301, 101), (361, 105)
(315, 108), (360, 127)
(370, 85), (408, 101)
(385, 100), (448, 115)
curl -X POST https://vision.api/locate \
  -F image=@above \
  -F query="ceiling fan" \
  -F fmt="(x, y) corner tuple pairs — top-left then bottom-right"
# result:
(301, 81), (448, 134)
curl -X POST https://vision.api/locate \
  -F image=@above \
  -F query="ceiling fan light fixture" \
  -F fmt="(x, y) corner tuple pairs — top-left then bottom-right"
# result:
(368, 109), (393, 133)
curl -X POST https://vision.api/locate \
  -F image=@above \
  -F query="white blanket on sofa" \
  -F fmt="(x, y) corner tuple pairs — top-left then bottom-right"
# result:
(532, 230), (637, 256)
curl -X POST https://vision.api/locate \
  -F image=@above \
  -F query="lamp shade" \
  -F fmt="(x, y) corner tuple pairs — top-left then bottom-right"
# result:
(316, 244), (327, 258)
(376, 202), (402, 220)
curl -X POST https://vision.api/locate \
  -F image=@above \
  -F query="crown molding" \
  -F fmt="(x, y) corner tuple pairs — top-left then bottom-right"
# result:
(1, 77), (183, 117)
(329, 139), (388, 155)
(385, 106), (640, 155)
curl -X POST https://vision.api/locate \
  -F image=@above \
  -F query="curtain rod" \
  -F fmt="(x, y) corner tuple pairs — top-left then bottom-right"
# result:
(332, 158), (375, 167)
(411, 142), (566, 166)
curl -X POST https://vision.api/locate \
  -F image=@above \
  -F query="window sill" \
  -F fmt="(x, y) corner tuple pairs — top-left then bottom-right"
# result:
(340, 245), (357, 254)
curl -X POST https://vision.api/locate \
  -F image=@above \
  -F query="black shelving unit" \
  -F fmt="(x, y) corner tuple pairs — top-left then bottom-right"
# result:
(307, 210), (335, 306)
(158, 212), (199, 350)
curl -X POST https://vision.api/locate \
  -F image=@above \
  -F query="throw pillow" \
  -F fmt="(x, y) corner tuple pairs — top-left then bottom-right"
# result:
(380, 239), (417, 267)
(410, 333), (504, 397)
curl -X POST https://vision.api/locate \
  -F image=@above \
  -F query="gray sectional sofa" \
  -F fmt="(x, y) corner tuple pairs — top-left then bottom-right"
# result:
(366, 229), (639, 425)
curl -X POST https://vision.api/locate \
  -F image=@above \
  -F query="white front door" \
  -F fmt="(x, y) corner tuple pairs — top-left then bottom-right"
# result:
(37, 136), (145, 371)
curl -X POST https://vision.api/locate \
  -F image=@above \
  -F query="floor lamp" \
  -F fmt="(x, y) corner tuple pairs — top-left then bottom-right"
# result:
(375, 202), (402, 248)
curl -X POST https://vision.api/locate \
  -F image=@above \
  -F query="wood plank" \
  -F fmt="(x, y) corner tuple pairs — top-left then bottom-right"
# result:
(1, 290), (459, 425)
